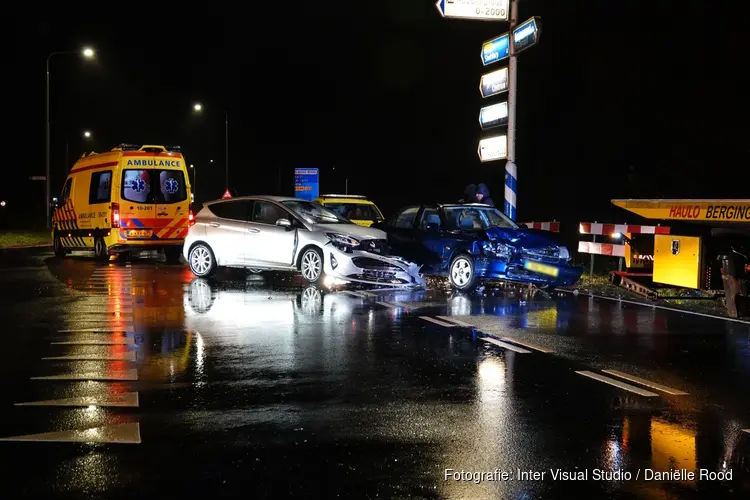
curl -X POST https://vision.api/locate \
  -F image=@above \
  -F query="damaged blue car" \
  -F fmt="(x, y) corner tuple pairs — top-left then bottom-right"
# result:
(376, 204), (584, 290)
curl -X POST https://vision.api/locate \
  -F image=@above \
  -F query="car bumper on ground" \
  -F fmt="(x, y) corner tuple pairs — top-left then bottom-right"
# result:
(323, 247), (426, 289)
(474, 257), (584, 287)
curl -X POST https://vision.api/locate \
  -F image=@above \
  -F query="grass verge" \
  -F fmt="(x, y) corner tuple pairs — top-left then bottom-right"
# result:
(0, 230), (51, 248)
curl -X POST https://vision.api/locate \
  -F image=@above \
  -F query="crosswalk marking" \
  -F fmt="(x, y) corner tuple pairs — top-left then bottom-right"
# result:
(0, 422), (141, 444)
(15, 392), (139, 408)
(419, 316), (455, 327)
(576, 371), (659, 397)
(31, 369), (138, 381)
(436, 316), (475, 327)
(42, 352), (137, 362)
(482, 337), (531, 354)
(601, 369), (689, 396)
(500, 337), (555, 353)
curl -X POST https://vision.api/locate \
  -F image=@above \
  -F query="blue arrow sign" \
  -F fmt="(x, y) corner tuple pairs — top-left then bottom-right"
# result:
(512, 16), (542, 55)
(481, 32), (510, 66)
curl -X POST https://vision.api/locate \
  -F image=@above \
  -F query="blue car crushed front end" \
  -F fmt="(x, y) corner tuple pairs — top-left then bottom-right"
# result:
(435, 227), (584, 287)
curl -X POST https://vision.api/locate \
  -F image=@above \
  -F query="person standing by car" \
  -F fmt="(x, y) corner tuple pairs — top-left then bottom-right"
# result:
(476, 184), (495, 207)
(460, 184), (477, 204)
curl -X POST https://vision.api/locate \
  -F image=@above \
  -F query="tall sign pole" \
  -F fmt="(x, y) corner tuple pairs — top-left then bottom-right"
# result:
(504, 0), (519, 221)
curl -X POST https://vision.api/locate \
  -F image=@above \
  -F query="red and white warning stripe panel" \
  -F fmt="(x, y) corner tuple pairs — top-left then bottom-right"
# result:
(578, 241), (626, 257)
(521, 221), (560, 232)
(579, 223), (671, 235)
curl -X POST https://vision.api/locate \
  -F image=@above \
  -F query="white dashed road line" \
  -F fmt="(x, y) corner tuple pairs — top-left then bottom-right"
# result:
(419, 316), (456, 328)
(436, 316), (475, 327)
(601, 369), (689, 396)
(576, 371), (659, 397)
(500, 337), (555, 353)
(15, 392), (139, 408)
(0, 423), (141, 444)
(482, 337), (531, 354)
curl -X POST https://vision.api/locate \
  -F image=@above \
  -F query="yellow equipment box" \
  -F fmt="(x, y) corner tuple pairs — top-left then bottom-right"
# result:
(653, 235), (702, 289)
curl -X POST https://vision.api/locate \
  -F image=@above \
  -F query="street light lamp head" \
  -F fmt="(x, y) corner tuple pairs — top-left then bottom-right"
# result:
(210, 159), (214, 163)
(83, 131), (91, 138)
(82, 47), (95, 58)
(190, 164), (194, 168)
(193, 103), (203, 112)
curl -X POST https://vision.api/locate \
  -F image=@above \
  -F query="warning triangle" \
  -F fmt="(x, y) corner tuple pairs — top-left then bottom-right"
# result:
(222, 189), (232, 199)
(0, 423), (141, 444)
(15, 392), (139, 408)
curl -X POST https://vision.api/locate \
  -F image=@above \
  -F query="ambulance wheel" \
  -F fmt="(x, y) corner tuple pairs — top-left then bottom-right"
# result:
(94, 237), (109, 261)
(53, 235), (68, 258)
(164, 246), (183, 265)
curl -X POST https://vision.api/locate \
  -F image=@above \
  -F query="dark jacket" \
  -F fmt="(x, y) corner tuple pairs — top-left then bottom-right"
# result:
(459, 184), (477, 204)
(476, 183), (495, 207)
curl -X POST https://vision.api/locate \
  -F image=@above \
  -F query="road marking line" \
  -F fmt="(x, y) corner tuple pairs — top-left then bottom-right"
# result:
(601, 369), (689, 396)
(343, 291), (366, 298)
(482, 337), (532, 354)
(500, 337), (555, 353)
(436, 316), (475, 327)
(0, 422), (141, 444)
(31, 369), (138, 381)
(58, 328), (134, 333)
(419, 316), (455, 327)
(742, 429), (750, 434)
(555, 288), (750, 325)
(377, 301), (403, 309)
(42, 352), (137, 362)
(51, 339), (134, 345)
(576, 371), (659, 397)
(15, 392), (139, 408)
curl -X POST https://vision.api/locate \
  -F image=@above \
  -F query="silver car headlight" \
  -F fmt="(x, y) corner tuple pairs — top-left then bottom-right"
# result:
(481, 241), (512, 259)
(326, 232), (361, 250)
(558, 246), (571, 261)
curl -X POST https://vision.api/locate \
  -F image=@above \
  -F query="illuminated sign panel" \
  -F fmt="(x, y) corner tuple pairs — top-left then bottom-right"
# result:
(482, 32), (510, 66)
(479, 102), (508, 130)
(513, 17), (542, 54)
(478, 135), (508, 162)
(479, 67), (509, 98)
(435, 0), (509, 22)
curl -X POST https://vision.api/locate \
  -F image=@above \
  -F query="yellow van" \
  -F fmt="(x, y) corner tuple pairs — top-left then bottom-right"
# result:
(52, 144), (193, 262)
(312, 194), (384, 227)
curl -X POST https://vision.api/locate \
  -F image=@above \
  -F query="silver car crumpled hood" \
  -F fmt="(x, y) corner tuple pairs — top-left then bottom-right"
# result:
(342, 248), (426, 289)
(314, 223), (386, 240)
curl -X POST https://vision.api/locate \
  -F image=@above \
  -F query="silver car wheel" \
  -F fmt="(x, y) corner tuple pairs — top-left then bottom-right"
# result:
(451, 257), (472, 287)
(301, 249), (322, 282)
(190, 246), (212, 276)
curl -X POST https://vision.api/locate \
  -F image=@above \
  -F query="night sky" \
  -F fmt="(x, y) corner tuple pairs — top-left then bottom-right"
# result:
(7, 2), (749, 231)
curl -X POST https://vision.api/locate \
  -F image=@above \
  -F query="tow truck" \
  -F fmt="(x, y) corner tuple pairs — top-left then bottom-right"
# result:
(612, 199), (750, 318)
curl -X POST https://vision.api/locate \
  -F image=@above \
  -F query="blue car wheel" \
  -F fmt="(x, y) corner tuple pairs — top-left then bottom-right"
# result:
(449, 254), (478, 290)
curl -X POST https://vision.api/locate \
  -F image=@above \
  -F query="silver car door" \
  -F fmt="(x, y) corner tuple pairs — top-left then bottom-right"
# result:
(203, 200), (253, 266)
(246, 201), (297, 266)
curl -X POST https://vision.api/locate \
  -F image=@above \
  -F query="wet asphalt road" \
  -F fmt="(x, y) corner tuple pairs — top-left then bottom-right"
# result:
(0, 248), (748, 499)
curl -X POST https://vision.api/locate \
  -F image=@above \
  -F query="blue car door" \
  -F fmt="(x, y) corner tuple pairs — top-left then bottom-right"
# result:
(385, 206), (420, 262)
(414, 207), (450, 273)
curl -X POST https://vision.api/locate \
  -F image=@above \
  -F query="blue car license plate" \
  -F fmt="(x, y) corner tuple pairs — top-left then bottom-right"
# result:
(524, 260), (559, 277)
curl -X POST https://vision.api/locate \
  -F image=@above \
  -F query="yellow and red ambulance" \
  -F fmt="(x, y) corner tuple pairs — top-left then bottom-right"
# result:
(52, 144), (194, 262)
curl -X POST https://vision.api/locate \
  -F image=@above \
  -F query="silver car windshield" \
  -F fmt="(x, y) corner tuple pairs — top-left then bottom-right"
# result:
(282, 200), (352, 225)
(443, 206), (518, 230)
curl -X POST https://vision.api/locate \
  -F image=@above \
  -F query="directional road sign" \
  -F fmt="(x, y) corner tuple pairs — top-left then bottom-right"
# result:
(435, 0), (509, 22)
(513, 16), (542, 54)
(479, 102), (508, 130)
(481, 32), (510, 66)
(479, 67), (509, 98)
(294, 168), (319, 202)
(478, 135), (508, 162)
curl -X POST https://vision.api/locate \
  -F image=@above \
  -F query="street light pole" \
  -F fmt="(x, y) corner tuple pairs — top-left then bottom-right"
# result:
(504, 0), (519, 222)
(224, 110), (229, 188)
(45, 47), (95, 229)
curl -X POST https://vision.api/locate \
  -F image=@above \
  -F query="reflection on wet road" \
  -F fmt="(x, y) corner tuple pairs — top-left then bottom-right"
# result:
(0, 249), (747, 498)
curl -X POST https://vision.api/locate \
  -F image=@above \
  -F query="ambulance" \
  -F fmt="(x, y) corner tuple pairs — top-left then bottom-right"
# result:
(52, 144), (194, 262)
